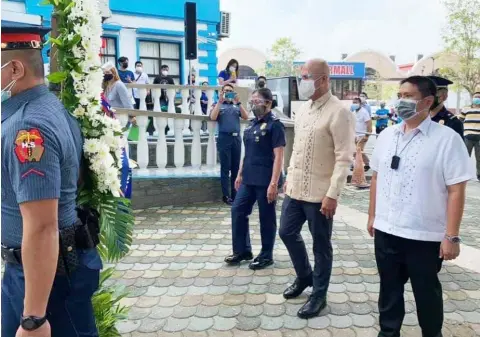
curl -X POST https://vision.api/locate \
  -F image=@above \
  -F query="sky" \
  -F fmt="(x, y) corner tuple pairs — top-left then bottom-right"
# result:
(217, 0), (448, 65)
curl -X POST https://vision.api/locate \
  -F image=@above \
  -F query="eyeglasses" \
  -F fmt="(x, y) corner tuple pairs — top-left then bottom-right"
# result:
(249, 99), (268, 105)
(298, 73), (327, 81)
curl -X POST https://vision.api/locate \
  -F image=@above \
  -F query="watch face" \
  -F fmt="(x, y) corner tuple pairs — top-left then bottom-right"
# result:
(22, 319), (37, 331)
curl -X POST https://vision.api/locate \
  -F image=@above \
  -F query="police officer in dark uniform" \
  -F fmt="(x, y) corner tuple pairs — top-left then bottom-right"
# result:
(427, 75), (464, 139)
(225, 88), (286, 270)
(1, 23), (101, 336)
(210, 84), (249, 205)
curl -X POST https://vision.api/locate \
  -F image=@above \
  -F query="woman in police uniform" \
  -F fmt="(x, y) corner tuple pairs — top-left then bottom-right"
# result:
(225, 88), (286, 270)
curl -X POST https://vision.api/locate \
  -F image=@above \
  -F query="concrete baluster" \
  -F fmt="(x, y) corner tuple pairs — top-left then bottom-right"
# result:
(136, 88), (149, 173)
(181, 88), (191, 136)
(153, 88), (167, 171)
(167, 88), (175, 136)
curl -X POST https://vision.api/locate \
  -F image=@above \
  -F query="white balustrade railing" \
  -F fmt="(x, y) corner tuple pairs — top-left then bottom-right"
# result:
(115, 84), (293, 175)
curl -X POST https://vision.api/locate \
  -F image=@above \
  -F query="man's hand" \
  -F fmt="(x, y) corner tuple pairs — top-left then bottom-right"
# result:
(234, 175), (242, 191)
(320, 196), (337, 219)
(283, 181), (288, 194)
(233, 93), (240, 105)
(367, 217), (375, 237)
(126, 76), (132, 83)
(130, 117), (137, 126)
(16, 320), (51, 337)
(439, 239), (460, 261)
(267, 184), (278, 204)
(218, 91), (225, 104)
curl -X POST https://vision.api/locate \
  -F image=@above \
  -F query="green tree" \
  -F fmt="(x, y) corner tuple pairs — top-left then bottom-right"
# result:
(441, 0), (480, 97)
(263, 37), (301, 77)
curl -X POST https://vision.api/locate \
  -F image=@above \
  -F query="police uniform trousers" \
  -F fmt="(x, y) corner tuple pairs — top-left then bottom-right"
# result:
(1, 250), (101, 337)
(375, 230), (443, 337)
(231, 184), (277, 260)
(218, 133), (241, 200)
(279, 196), (333, 299)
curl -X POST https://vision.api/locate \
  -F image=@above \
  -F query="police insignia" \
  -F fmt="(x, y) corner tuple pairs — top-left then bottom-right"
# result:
(14, 129), (45, 163)
(439, 120), (445, 125)
(260, 123), (267, 130)
(261, 131), (266, 136)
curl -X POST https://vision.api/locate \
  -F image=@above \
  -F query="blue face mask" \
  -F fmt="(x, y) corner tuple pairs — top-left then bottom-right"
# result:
(473, 97), (480, 105)
(351, 103), (360, 111)
(1, 62), (16, 102)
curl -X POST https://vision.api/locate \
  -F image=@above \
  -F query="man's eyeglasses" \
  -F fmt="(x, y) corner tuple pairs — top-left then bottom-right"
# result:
(298, 73), (327, 81)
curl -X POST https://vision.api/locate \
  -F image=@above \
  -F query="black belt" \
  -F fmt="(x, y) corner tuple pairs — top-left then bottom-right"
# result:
(1, 219), (98, 275)
(219, 132), (239, 136)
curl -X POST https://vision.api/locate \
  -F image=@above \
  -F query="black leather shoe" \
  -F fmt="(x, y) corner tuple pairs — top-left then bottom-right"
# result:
(297, 296), (327, 319)
(283, 276), (313, 299)
(222, 196), (233, 205)
(224, 252), (253, 265)
(248, 257), (273, 270)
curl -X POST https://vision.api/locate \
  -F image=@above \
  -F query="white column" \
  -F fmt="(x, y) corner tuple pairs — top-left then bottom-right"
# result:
(181, 88), (191, 136)
(194, 88), (202, 116)
(138, 88), (147, 111)
(174, 115), (185, 170)
(167, 88), (175, 136)
(153, 88), (167, 172)
(117, 113), (130, 158)
(240, 123), (246, 160)
(136, 88), (149, 173)
(206, 120), (217, 168)
(205, 89), (214, 135)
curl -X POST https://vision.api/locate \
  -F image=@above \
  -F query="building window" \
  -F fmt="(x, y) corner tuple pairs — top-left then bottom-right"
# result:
(331, 79), (362, 100)
(139, 41), (181, 83)
(100, 37), (117, 65)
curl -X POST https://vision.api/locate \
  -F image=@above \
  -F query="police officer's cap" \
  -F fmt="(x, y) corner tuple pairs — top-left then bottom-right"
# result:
(426, 75), (453, 90)
(1, 21), (50, 51)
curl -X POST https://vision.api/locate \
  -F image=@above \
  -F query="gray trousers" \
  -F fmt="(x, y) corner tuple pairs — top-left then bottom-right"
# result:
(465, 135), (480, 176)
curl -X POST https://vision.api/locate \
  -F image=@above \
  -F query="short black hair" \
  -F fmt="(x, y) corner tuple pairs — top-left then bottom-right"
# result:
(360, 92), (368, 98)
(474, 92), (480, 96)
(202, 81), (209, 85)
(222, 83), (234, 91)
(135, 61), (143, 67)
(161, 64), (169, 70)
(253, 88), (274, 102)
(118, 56), (128, 63)
(400, 76), (437, 98)
(353, 97), (361, 103)
(257, 76), (266, 81)
(4, 49), (44, 79)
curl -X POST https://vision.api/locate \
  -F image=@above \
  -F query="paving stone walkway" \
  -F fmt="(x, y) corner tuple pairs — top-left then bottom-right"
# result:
(112, 182), (480, 336)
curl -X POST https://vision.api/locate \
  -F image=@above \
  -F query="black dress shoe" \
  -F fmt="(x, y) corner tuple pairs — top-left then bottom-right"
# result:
(248, 257), (273, 270)
(224, 252), (253, 265)
(222, 196), (233, 205)
(297, 296), (327, 319)
(283, 276), (313, 299)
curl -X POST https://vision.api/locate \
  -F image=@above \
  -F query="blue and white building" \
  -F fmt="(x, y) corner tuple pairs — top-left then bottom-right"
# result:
(1, 0), (231, 85)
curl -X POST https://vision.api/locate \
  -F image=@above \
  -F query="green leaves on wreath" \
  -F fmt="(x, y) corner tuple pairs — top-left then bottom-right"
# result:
(47, 71), (68, 84)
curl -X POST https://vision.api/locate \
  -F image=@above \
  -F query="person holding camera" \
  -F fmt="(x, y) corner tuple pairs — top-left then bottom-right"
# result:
(210, 84), (249, 205)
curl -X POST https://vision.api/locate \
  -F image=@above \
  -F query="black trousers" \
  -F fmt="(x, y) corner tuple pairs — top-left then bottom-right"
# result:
(279, 196), (333, 298)
(375, 230), (443, 337)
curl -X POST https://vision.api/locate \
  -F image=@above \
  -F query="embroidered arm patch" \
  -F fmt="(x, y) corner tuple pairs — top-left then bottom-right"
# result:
(14, 128), (45, 163)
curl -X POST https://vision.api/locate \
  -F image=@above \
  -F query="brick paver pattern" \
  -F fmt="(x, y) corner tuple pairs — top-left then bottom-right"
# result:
(110, 182), (480, 337)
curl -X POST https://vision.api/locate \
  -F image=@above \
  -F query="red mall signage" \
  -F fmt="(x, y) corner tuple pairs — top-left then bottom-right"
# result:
(329, 64), (354, 76)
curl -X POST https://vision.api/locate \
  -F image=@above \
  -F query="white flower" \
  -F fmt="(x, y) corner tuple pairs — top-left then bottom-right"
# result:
(84, 138), (100, 154)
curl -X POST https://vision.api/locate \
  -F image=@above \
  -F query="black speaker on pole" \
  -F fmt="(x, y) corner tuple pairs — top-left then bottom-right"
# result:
(184, 2), (197, 60)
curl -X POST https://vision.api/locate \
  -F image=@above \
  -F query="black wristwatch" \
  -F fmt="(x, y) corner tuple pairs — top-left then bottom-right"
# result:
(445, 235), (462, 244)
(20, 315), (47, 331)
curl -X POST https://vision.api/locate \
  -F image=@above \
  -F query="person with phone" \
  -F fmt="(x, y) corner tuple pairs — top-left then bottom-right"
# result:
(210, 84), (249, 205)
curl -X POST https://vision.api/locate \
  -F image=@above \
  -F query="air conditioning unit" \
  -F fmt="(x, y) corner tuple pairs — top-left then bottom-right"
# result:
(219, 11), (231, 38)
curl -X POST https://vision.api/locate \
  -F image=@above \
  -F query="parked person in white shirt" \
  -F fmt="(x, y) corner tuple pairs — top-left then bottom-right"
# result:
(367, 76), (473, 337)
(352, 96), (372, 171)
(279, 58), (355, 319)
(133, 61), (149, 109)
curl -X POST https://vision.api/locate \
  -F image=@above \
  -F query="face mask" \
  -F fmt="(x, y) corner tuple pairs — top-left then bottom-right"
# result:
(1, 62), (16, 102)
(252, 104), (267, 118)
(396, 98), (421, 120)
(298, 79), (316, 99)
(258, 81), (266, 88)
(473, 97), (480, 105)
(229, 66), (236, 73)
(135, 66), (143, 73)
(351, 104), (360, 111)
(122, 62), (128, 68)
(161, 70), (168, 76)
(104, 73), (114, 82)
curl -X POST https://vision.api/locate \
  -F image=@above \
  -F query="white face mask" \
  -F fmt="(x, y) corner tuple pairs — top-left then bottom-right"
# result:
(229, 66), (236, 73)
(161, 70), (168, 76)
(135, 66), (143, 73)
(298, 79), (316, 99)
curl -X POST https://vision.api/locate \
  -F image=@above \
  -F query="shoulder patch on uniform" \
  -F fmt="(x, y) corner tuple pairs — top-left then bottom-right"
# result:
(14, 128), (45, 163)
(439, 119), (445, 125)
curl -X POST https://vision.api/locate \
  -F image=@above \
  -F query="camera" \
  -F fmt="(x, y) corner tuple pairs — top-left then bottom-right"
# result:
(224, 92), (236, 100)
